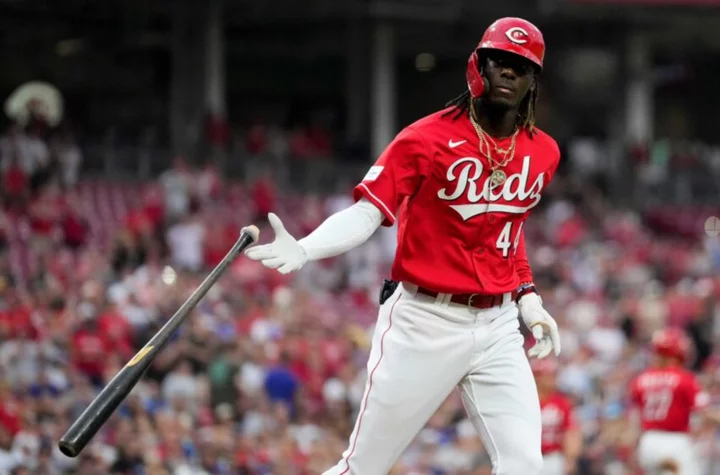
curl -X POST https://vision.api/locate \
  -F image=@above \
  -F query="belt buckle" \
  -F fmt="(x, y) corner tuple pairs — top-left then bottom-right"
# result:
(467, 293), (479, 309)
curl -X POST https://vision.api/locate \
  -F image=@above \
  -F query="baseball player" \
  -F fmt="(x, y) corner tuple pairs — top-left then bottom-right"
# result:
(628, 328), (713, 475)
(246, 17), (561, 475)
(532, 359), (582, 475)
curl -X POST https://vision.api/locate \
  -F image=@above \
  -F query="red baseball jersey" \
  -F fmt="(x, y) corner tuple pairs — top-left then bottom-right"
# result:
(629, 366), (709, 433)
(353, 107), (561, 294)
(540, 392), (577, 455)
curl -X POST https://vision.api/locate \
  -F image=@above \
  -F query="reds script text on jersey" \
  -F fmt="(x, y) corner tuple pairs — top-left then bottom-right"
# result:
(629, 366), (709, 432)
(354, 107), (560, 294)
(541, 392), (577, 455)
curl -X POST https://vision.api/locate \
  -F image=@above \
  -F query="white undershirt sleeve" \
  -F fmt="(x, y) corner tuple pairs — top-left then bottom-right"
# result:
(298, 198), (384, 261)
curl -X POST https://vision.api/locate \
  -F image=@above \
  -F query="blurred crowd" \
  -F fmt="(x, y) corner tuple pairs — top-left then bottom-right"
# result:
(0, 121), (719, 475)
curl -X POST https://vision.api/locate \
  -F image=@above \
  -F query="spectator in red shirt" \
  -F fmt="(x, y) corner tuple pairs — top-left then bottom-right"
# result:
(250, 172), (276, 224)
(246, 122), (268, 155)
(203, 221), (234, 269)
(141, 186), (166, 232)
(97, 302), (134, 360)
(205, 113), (229, 149)
(533, 358), (582, 475)
(235, 297), (266, 337)
(0, 291), (38, 341)
(71, 311), (109, 387)
(124, 200), (155, 240)
(0, 384), (22, 438)
(61, 193), (89, 250)
(2, 154), (28, 211)
(28, 181), (65, 252)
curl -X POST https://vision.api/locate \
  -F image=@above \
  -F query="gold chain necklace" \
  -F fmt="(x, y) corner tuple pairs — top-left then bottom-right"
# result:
(469, 102), (520, 187)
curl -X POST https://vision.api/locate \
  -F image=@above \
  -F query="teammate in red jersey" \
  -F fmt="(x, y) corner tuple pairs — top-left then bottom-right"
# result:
(628, 327), (711, 474)
(247, 17), (561, 475)
(533, 359), (582, 475)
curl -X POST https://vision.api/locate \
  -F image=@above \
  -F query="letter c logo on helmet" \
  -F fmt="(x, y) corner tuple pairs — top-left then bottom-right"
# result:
(505, 27), (529, 45)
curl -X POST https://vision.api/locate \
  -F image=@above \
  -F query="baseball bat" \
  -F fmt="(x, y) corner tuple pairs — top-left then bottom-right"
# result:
(57, 225), (260, 458)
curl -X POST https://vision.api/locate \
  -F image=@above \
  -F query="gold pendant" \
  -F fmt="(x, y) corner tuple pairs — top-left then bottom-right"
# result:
(490, 169), (507, 187)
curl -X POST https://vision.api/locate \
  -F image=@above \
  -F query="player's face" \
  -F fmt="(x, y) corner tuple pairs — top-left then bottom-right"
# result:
(482, 50), (536, 108)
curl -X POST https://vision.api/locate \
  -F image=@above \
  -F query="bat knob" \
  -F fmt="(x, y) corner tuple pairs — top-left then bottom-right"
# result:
(242, 225), (260, 243)
(58, 440), (79, 458)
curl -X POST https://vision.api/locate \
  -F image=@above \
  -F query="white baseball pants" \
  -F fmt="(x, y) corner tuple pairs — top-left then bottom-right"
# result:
(322, 283), (543, 475)
(540, 452), (565, 475)
(637, 431), (699, 475)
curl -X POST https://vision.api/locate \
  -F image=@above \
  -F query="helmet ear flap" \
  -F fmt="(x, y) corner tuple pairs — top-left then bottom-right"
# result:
(466, 51), (489, 99)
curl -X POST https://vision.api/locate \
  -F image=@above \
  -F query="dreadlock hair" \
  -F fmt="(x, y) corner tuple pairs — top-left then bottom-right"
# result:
(442, 75), (540, 134)
(443, 90), (473, 121)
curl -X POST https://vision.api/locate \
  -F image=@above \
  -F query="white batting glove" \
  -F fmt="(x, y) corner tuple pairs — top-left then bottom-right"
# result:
(244, 213), (308, 274)
(518, 293), (561, 359)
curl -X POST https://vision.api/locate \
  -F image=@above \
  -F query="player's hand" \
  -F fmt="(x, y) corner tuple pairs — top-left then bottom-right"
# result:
(518, 293), (561, 359)
(244, 213), (308, 274)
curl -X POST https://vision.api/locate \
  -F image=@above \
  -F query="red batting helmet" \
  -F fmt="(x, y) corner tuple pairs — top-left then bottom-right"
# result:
(466, 17), (546, 98)
(651, 328), (690, 361)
